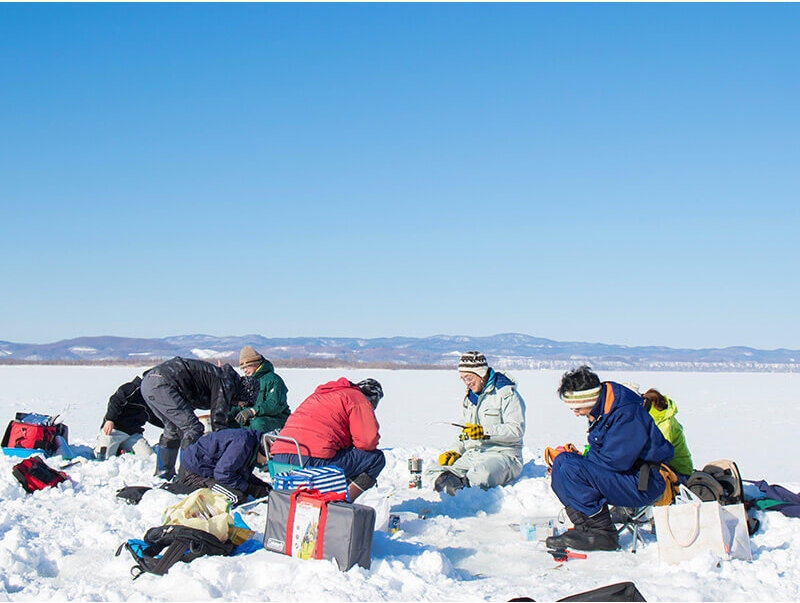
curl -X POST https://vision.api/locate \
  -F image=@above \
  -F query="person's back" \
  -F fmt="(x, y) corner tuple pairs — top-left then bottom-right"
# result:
(149, 357), (232, 404)
(141, 357), (252, 479)
(178, 428), (269, 504)
(269, 377), (385, 501)
(585, 382), (674, 472)
(642, 389), (693, 478)
(271, 377), (379, 458)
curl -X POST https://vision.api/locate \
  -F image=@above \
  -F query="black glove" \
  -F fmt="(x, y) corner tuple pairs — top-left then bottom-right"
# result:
(247, 478), (272, 500)
(235, 407), (256, 425)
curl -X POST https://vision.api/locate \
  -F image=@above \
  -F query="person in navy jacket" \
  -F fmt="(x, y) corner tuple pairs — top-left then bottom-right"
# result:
(546, 366), (674, 551)
(176, 428), (271, 505)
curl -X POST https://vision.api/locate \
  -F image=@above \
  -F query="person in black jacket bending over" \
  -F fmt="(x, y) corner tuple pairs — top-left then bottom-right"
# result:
(140, 357), (257, 479)
(95, 376), (164, 459)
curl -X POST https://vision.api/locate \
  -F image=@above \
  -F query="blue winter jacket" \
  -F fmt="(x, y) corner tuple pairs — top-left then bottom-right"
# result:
(180, 428), (265, 493)
(585, 382), (674, 472)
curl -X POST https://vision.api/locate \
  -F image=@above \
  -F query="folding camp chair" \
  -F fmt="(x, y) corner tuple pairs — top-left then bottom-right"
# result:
(614, 464), (679, 553)
(261, 433), (305, 479)
(614, 506), (654, 554)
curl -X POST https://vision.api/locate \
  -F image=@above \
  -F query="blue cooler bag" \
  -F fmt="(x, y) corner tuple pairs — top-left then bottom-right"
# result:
(273, 466), (349, 500)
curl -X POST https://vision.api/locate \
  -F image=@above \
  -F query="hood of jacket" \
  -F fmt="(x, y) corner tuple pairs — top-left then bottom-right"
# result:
(588, 381), (642, 420)
(314, 377), (362, 396)
(253, 359), (275, 377)
(467, 369), (515, 405)
(648, 396), (678, 424)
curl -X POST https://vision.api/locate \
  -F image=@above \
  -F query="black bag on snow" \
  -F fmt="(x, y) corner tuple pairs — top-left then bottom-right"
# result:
(558, 581), (646, 602)
(509, 581), (646, 602)
(116, 486), (152, 505)
(115, 524), (234, 579)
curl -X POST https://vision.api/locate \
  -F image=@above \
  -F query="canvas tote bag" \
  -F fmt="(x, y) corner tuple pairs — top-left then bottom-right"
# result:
(653, 486), (752, 564)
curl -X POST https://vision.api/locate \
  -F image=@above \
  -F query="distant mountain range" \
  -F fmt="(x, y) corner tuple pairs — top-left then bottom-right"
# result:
(0, 333), (798, 372)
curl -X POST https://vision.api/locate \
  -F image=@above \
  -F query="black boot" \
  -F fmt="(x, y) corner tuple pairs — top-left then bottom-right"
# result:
(546, 505), (619, 552)
(434, 471), (468, 496)
(154, 437), (180, 480)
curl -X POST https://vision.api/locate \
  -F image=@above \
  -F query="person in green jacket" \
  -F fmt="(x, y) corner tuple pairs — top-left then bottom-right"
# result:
(233, 346), (290, 433)
(642, 388), (694, 482)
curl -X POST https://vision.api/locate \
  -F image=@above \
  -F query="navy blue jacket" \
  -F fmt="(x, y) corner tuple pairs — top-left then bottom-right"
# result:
(180, 428), (265, 493)
(585, 382), (674, 472)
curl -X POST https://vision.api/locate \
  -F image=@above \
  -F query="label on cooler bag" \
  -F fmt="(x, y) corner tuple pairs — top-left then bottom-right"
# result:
(291, 500), (322, 559)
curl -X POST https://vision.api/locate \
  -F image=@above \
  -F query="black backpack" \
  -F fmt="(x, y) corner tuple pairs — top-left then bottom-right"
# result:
(686, 459), (759, 536)
(687, 459), (744, 506)
(115, 525), (234, 579)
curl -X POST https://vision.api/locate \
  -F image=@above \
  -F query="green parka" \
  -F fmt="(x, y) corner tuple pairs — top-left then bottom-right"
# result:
(238, 360), (290, 433)
(648, 396), (694, 476)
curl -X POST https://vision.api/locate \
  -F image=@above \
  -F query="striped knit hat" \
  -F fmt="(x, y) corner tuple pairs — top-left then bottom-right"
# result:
(458, 351), (489, 379)
(560, 385), (602, 409)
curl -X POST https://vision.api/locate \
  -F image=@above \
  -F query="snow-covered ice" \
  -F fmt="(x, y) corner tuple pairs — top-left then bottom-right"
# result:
(1, 365), (799, 601)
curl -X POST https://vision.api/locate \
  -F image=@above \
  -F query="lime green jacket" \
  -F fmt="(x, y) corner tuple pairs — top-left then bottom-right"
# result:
(648, 396), (694, 476)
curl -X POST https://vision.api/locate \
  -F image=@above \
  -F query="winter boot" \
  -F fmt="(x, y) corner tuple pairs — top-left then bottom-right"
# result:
(546, 505), (619, 552)
(434, 471), (468, 496)
(154, 437), (180, 480)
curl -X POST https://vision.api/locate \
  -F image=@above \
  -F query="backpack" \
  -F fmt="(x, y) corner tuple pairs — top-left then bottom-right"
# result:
(687, 459), (759, 536)
(12, 456), (68, 493)
(687, 459), (744, 506)
(2, 413), (68, 456)
(115, 524), (234, 579)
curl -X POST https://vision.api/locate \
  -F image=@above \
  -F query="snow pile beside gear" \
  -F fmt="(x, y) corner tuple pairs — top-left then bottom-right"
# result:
(1, 366), (800, 601)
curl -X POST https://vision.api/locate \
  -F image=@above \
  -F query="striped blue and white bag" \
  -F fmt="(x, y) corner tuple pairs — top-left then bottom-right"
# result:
(273, 466), (349, 500)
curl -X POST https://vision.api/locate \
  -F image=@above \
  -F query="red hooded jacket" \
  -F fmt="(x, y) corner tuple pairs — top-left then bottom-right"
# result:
(270, 378), (380, 459)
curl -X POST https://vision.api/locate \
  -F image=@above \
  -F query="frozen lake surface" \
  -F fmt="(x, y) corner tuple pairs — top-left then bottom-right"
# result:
(1, 365), (799, 601)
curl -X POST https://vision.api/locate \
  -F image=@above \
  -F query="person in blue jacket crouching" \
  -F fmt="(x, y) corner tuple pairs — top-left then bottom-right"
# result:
(174, 428), (271, 506)
(546, 366), (674, 551)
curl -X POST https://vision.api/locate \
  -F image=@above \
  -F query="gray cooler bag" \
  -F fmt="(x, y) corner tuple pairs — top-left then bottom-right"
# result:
(263, 488), (375, 570)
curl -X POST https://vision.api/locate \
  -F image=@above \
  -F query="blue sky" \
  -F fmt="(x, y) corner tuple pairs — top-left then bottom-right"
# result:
(1, 3), (798, 349)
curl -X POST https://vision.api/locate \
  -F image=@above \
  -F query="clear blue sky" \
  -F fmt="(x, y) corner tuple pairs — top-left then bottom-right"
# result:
(1, 3), (798, 349)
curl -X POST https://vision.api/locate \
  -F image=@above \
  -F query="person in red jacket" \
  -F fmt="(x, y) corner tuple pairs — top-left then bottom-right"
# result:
(270, 377), (384, 501)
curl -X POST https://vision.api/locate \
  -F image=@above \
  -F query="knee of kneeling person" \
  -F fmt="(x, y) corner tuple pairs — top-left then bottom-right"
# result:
(372, 449), (387, 474)
(551, 450), (582, 474)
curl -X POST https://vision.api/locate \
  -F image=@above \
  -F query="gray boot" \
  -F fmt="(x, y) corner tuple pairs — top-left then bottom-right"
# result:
(434, 471), (468, 496)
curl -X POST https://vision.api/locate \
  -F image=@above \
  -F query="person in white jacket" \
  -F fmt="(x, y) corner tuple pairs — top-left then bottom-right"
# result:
(430, 351), (526, 495)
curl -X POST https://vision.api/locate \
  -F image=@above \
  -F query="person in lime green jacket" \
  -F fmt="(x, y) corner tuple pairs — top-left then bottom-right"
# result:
(234, 346), (290, 433)
(642, 388), (694, 481)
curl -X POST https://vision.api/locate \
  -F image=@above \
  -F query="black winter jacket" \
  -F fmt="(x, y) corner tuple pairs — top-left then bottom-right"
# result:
(102, 376), (164, 436)
(145, 358), (246, 431)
